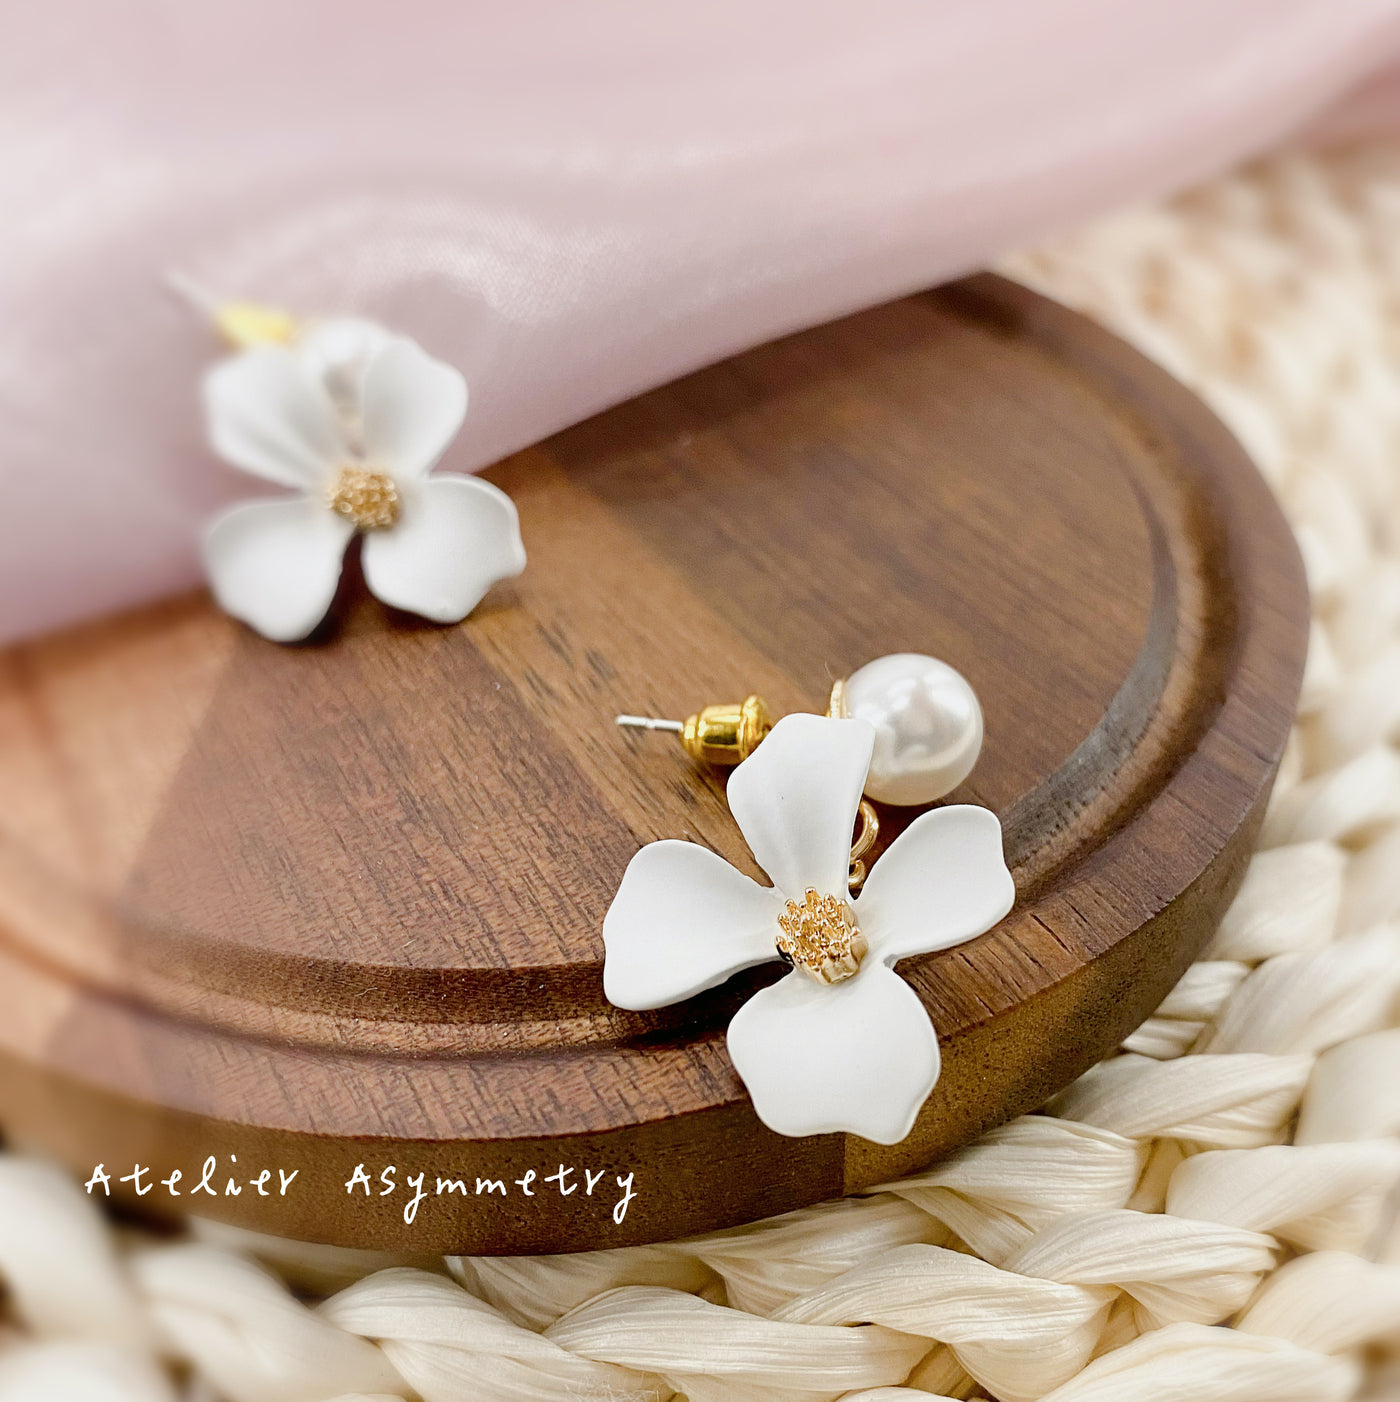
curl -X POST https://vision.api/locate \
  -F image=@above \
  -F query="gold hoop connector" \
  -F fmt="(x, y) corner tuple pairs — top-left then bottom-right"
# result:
(848, 798), (879, 893)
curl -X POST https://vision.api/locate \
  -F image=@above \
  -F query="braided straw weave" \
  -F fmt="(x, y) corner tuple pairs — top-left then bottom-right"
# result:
(4, 141), (1400, 1402)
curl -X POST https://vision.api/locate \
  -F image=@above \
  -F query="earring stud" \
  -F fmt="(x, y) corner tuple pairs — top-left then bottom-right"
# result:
(617, 653), (983, 806)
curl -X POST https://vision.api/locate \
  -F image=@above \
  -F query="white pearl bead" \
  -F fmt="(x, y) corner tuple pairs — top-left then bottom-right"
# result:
(843, 653), (983, 805)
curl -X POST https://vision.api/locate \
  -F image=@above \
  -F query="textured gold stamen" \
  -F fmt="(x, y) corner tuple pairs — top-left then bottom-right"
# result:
(776, 888), (868, 985)
(326, 465), (400, 530)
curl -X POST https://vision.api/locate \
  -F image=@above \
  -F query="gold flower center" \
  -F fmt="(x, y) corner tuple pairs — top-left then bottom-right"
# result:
(326, 465), (400, 530)
(776, 889), (868, 985)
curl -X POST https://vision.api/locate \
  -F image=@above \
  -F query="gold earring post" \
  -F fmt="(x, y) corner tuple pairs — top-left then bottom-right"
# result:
(617, 695), (773, 766)
(165, 270), (300, 349)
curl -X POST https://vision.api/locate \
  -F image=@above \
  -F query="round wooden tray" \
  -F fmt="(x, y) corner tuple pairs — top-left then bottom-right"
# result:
(0, 275), (1307, 1253)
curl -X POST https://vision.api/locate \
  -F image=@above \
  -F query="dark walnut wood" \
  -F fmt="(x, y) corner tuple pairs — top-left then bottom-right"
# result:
(0, 275), (1307, 1252)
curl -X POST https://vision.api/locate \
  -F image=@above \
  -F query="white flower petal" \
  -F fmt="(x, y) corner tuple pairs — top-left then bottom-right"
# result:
(202, 347), (345, 488)
(726, 714), (874, 900)
(855, 804), (1014, 964)
(603, 841), (784, 1011)
(296, 316), (394, 373)
(361, 338), (468, 481)
(727, 964), (940, 1143)
(295, 316), (395, 417)
(360, 474), (525, 624)
(203, 496), (353, 642)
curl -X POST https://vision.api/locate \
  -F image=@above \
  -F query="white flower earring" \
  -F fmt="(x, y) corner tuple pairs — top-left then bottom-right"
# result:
(172, 279), (526, 642)
(605, 655), (1014, 1144)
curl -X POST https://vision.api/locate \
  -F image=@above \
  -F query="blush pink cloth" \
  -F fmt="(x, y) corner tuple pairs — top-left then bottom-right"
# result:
(4, 0), (1400, 644)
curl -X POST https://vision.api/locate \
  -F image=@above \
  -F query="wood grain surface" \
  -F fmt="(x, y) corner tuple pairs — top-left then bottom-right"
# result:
(0, 275), (1308, 1252)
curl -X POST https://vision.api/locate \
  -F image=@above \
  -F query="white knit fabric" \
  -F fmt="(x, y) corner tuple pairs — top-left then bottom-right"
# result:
(3, 141), (1400, 1400)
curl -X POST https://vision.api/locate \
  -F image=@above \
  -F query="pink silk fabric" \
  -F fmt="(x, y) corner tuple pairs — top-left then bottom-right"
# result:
(4, 0), (1400, 644)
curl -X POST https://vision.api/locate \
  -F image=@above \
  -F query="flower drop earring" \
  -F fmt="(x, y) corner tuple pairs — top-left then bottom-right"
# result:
(171, 276), (526, 642)
(603, 655), (1014, 1146)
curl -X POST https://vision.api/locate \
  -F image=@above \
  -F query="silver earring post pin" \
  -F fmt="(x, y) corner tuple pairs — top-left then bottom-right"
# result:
(615, 715), (684, 732)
